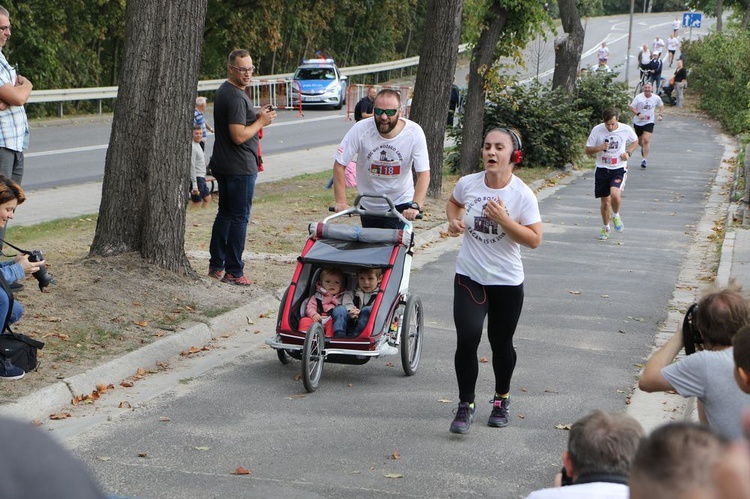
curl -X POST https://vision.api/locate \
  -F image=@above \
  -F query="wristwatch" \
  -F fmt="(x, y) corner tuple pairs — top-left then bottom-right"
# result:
(408, 201), (421, 212)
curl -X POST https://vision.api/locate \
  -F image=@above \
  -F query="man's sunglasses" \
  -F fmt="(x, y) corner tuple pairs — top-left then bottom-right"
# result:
(374, 107), (398, 117)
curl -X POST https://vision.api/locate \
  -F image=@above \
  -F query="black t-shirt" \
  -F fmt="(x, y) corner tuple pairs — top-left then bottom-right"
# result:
(210, 81), (259, 175)
(354, 96), (374, 121)
(674, 67), (687, 83)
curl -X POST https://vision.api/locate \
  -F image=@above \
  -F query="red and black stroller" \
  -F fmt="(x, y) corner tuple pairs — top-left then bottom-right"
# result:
(266, 194), (424, 392)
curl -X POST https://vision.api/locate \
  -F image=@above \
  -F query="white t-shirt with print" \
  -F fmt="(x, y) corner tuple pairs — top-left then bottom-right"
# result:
(586, 122), (638, 170)
(334, 118), (429, 211)
(452, 172), (541, 286)
(630, 93), (664, 126)
(667, 36), (680, 52)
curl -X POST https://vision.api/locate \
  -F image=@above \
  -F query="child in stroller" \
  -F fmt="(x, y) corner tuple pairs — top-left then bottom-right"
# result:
(299, 267), (350, 338)
(341, 268), (383, 337)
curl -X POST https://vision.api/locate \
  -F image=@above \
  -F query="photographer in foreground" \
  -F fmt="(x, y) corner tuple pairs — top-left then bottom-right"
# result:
(0, 175), (44, 380)
(525, 410), (643, 498)
(639, 283), (750, 440)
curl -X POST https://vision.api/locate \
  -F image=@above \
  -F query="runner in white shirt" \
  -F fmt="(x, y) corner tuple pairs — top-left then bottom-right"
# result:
(672, 17), (680, 36)
(652, 36), (666, 58)
(597, 42), (609, 64)
(629, 83), (664, 169)
(667, 35), (680, 67)
(585, 108), (638, 241)
(332, 88), (429, 229)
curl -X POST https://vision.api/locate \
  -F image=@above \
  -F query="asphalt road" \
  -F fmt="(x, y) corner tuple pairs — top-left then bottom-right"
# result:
(55, 111), (730, 498)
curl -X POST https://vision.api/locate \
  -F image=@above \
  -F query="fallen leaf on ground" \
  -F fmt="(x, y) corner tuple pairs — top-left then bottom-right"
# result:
(118, 401), (132, 409)
(568, 290), (581, 295)
(194, 446), (211, 451)
(555, 423), (572, 431)
(120, 380), (134, 388)
(383, 473), (404, 479)
(390, 451), (401, 460)
(231, 467), (252, 475)
(159, 416), (170, 422)
(479, 357), (488, 363)
(49, 411), (72, 420)
(138, 452), (148, 458)
(437, 398), (452, 403)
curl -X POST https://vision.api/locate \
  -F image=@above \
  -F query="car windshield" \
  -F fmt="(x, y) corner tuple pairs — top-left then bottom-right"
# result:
(295, 68), (335, 80)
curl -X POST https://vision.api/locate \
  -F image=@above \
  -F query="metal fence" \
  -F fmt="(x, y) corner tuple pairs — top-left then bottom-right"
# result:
(26, 53), (428, 118)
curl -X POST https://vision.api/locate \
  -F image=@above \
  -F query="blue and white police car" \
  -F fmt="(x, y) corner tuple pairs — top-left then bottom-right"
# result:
(291, 58), (347, 110)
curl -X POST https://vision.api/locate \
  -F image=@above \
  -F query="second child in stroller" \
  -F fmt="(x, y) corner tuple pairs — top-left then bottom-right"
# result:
(342, 268), (383, 337)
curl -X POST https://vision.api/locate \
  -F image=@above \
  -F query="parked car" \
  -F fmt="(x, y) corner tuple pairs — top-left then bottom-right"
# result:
(290, 58), (347, 110)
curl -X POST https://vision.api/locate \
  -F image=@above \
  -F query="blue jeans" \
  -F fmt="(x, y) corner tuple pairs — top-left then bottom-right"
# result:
(330, 305), (350, 337)
(209, 172), (257, 277)
(0, 288), (23, 327)
(352, 306), (372, 335)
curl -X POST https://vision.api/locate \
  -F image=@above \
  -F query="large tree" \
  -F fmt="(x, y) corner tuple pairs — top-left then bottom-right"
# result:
(551, 0), (585, 96)
(459, 0), (547, 175)
(409, 0), (463, 198)
(89, 0), (208, 274)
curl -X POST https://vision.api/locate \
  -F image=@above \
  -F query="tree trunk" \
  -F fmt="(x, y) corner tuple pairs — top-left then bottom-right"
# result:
(551, 0), (585, 97)
(410, 0), (463, 198)
(89, 0), (207, 275)
(742, 0), (750, 31)
(459, 1), (508, 175)
(716, 0), (724, 32)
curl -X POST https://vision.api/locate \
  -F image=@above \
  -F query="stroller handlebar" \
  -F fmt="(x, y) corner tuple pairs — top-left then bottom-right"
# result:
(327, 193), (422, 222)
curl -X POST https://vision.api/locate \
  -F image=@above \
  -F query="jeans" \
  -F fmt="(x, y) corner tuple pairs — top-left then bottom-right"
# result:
(0, 288), (23, 327)
(0, 148), (24, 251)
(352, 305), (372, 335)
(330, 305), (350, 337)
(209, 172), (257, 277)
(676, 82), (684, 108)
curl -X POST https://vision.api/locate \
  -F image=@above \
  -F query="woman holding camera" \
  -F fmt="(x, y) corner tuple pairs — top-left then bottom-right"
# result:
(0, 175), (45, 380)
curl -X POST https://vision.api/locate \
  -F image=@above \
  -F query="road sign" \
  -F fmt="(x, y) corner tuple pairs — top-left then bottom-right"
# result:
(682, 12), (702, 28)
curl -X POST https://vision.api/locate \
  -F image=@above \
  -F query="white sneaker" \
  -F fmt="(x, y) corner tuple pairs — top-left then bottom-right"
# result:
(598, 226), (610, 241)
(379, 344), (399, 356)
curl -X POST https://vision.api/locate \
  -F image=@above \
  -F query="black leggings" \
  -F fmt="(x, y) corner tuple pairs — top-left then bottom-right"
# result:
(453, 274), (524, 404)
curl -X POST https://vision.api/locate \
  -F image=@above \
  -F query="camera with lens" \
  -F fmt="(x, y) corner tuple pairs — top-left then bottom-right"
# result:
(25, 249), (57, 292)
(682, 303), (703, 355)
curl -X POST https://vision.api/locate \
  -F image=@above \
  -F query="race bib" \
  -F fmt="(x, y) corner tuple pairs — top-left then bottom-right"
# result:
(601, 155), (618, 166)
(369, 163), (402, 177)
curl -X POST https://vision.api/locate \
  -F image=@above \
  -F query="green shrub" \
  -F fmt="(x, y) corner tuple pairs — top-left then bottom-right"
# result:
(683, 31), (750, 136)
(447, 74), (631, 171)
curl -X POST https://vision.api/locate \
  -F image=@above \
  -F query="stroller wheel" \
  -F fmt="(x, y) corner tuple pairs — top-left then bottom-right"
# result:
(302, 322), (325, 392)
(277, 349), (291, 365)
(400, 294), (424, 376)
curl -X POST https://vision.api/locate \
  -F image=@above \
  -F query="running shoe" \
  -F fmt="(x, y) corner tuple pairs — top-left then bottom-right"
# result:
(221, 273), (253, 286)
(612, 214), (624, 232)
(598, 226), (610, 241)
(488, 397), (511, 428)
(208, 267), (223, 279)
(641, 160), (647, 169)
(449, 402), (476, 434)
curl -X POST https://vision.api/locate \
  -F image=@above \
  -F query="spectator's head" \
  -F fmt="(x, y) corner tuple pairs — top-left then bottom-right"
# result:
(733, 324), (750, 393)
(695, 283), (750, 348)
(367, 86), (377, 100)
(192, 125), (203, 143)
(195, 96), (207, 111)
(356, 268), (382, 293)
(563, 410), (644, 482)
(629, 422), (727, 499)
(0, 175), (25, 229)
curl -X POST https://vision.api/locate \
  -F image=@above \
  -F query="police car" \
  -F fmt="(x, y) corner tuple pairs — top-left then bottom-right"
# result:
(291, 58), (347, 110)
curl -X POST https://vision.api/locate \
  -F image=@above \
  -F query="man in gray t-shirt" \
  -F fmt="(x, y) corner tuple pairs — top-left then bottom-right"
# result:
(639, 285), (750, 440)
